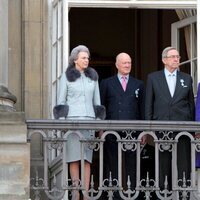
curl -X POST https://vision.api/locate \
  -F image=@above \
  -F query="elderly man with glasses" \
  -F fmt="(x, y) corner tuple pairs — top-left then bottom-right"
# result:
(145, 46), (195, 192)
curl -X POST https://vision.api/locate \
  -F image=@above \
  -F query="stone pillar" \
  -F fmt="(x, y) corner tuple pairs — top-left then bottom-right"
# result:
(0, 112), (30, 200)
(0, 0), (17, 112)
(0, 3), (29, 195)
(0, 0), (8, 86)
(0, 85), (17, 112)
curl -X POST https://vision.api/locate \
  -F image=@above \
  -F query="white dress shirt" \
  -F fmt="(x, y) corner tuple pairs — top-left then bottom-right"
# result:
(164, 68), (177, 97)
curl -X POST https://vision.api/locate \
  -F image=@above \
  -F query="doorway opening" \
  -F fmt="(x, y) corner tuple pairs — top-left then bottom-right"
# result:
(69, 8), (183, 84)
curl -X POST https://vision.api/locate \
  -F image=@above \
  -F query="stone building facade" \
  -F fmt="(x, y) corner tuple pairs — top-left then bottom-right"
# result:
(0, 0), (199, 199)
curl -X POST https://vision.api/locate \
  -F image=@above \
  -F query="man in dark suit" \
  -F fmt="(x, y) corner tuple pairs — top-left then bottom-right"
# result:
(100, 52), (146, 199)
(145, 46), (195, 190)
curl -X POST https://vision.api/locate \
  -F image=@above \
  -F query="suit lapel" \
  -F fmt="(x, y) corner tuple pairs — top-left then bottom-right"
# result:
(126, 76), (133, 93)
(172, 71), (183, 101)
(111, 75), (125, 93)
(126, 76), (139, 94)
(112, 75), (135, 94)
(158, 70), (172, 100)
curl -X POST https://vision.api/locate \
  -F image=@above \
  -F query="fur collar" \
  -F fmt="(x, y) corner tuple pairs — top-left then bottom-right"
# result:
(66, 66), (98, 82)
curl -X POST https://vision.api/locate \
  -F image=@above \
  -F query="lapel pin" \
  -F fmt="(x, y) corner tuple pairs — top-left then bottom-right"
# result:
(180, 79), (187, 88)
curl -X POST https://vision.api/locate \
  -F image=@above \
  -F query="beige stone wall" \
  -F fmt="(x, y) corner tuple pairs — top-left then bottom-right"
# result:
(8, 0), (49, 118)
(8, 0), (22, 111)
(0, 112), (30, 200)
(21, 2), (49, 198)
(22, 0), (49, 119)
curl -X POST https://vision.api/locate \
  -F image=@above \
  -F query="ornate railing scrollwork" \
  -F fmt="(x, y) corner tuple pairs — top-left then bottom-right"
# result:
(27, 120), (200, 199)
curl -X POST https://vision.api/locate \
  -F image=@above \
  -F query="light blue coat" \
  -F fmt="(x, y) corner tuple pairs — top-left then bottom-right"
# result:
(58, 72), (101, 119)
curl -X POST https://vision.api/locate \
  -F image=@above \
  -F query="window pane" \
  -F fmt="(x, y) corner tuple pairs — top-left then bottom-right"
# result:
(191, 23), (197, 59)
(52, 6), (58, 44)
(57, 40), (62, 78)
(179, 26), (189, 62)
(52, 45), (57, 83)
(179, 61), (190, 74)
(192, 59), (197, 94)
(58, 1), (63, 38)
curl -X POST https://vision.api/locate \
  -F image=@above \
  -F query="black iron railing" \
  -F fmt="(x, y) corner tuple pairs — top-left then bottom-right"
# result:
(27, 119), (200, 200)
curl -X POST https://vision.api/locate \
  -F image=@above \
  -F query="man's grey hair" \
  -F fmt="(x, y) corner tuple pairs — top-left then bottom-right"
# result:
(162, 46), (178, 59)
(69, 45), (90, 67)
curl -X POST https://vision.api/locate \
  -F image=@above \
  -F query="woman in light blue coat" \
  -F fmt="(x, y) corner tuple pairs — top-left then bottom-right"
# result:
(54, 45), (105, 199)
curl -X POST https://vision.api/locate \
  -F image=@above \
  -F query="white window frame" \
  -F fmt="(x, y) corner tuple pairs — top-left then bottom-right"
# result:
(51, 0), (64, 113)
(51, 0), (69, 117)
(171, 15), (197, 93)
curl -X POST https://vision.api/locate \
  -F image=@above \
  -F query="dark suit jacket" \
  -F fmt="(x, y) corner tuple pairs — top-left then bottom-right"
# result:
(145, 69), (195, 121)
(100, 75), (145, 120)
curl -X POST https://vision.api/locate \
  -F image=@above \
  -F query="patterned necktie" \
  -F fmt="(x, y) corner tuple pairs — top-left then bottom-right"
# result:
(121, 76), (127, 91)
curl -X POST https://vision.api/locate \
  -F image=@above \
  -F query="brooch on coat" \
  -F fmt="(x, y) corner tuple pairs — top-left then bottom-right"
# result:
(180, 79), (187, 88)
(135, 88), (139, 98)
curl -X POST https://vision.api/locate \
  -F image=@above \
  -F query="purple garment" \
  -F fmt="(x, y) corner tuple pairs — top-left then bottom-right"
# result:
(195, 83), (200, 168)
(196, 83), (200, 121)
(196, 154), (200, 168)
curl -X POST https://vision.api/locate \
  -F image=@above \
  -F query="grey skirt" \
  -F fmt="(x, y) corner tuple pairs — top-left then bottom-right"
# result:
(65, 117), (95, 163)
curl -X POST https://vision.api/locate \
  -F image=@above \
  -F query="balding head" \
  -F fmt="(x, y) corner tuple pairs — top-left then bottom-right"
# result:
(116, 53), (131, 63)
(115, 52), (132, 76)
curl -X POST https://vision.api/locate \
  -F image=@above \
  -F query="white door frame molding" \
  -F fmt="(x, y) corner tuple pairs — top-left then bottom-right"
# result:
(68, 0), (196, 9)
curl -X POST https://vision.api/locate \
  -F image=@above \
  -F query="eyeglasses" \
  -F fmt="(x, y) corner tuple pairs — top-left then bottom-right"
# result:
(165, 55), (181, 59)
(80, 57), (90, 60)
